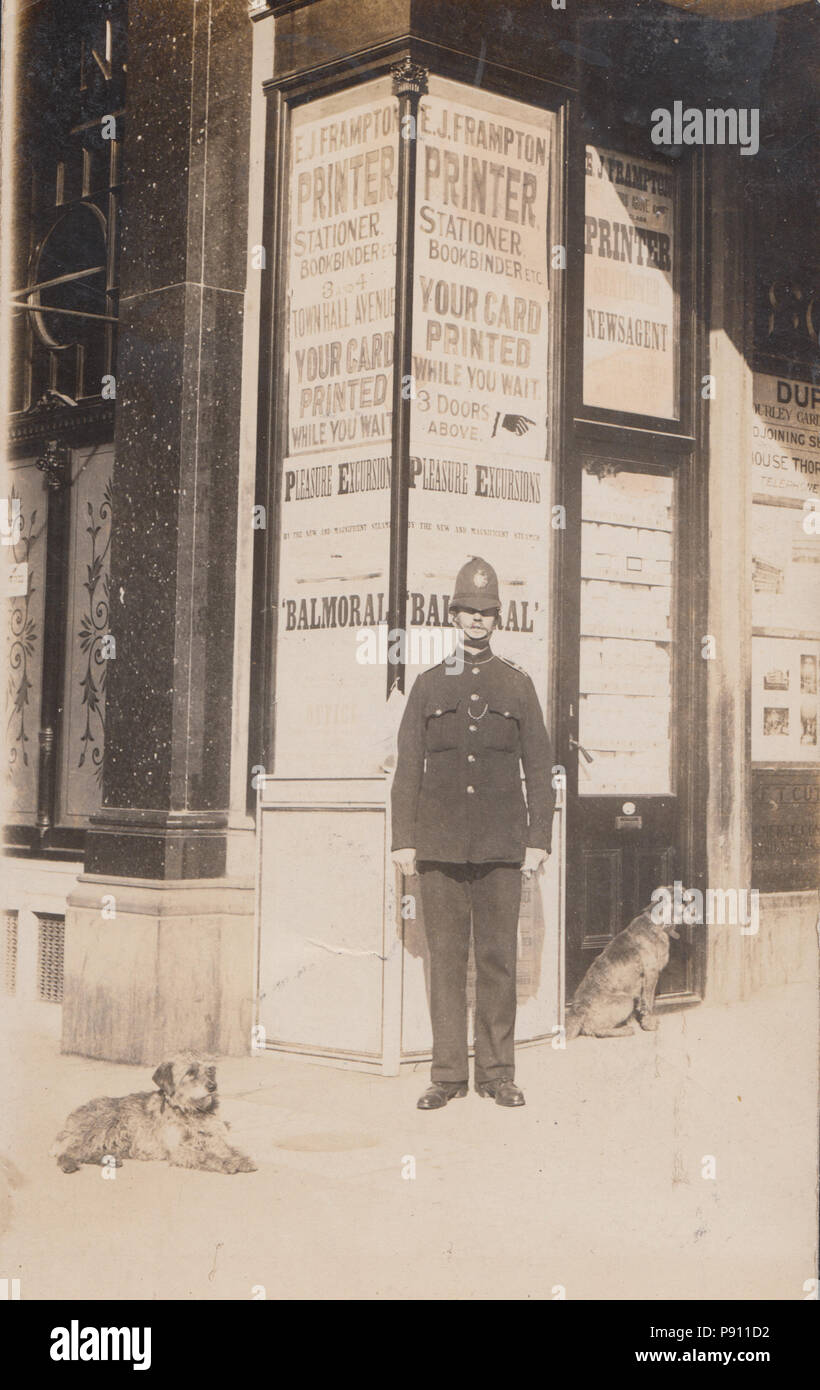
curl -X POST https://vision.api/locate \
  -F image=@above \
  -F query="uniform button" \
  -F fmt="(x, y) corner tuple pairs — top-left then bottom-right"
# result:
(435, 708), (442, 715)
(467, 754), (476, 763)
(466, 785), (475, 794)
(472, 667), (481, 675)
(469, 724), (477, 733)
(504, 710), (511, 717)
(470, 692), (479, 699)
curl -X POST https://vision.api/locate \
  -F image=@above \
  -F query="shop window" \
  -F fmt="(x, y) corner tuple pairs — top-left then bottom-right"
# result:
(4, 3), (123, 853)
(565, 121), (699, 1004)
(750, 371), (820, 891)
(582, 144), (682, 428)
(268, 68), (559, 775)
(577, 465), (676, 796)
(8, 3), (124, 415)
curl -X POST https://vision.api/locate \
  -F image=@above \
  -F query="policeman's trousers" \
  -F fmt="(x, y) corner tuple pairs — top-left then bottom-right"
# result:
(417, 861), (522, 1085)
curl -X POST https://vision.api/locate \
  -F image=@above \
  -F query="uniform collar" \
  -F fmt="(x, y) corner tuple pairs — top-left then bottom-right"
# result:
(461, 644), (495, 666)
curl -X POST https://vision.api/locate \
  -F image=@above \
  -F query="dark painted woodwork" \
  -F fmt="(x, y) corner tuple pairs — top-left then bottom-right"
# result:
(84, 0), (252, 879)
(270, 0), (576, 89)
(752, 771), (820, 894)
(386, 59), (427, 699)
(4, 0), (124, 860)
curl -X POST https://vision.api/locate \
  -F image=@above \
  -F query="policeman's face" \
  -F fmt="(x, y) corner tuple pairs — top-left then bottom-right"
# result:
(453, 607), (498, 641)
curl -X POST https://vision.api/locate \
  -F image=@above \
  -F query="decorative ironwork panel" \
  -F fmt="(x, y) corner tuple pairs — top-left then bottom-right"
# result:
(58, 445), (113, 824)
(4, 462), (48, 822)
(36, 913), (65, 1003)
(4, 911), (18, 996)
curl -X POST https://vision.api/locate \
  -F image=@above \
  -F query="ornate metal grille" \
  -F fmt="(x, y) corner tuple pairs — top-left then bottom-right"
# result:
(36, 913), (65, 1003)
(4, 912), (18, 995)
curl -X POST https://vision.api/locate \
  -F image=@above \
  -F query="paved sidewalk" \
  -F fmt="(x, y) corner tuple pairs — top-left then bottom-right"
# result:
(1, 979), (817, 1301)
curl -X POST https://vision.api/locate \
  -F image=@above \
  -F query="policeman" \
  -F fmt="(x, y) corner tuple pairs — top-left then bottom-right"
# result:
(391, 557), (555, 1109)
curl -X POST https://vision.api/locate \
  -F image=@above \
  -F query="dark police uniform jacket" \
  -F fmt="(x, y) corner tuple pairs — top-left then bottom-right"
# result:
(391, 650), (555, 864)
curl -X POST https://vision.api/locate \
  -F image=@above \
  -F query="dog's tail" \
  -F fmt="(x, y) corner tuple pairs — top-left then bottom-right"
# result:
(564, 1008), (582, 1042)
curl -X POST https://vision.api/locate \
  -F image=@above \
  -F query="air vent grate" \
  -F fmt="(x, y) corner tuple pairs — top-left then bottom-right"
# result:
(36, 914), (65, 1003)
(4, 911), (18, 995)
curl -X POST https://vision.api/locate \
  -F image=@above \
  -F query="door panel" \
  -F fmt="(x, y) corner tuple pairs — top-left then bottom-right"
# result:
(565, 458), (697, 1001)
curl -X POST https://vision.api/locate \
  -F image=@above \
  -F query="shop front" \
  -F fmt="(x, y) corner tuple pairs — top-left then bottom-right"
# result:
(249, 0), (713, 1070)
(5, 0), (816, 1068)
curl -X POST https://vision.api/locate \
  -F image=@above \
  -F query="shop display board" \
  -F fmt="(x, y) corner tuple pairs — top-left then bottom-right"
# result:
(583, 146), (678, 419)
(750, 373), (820, 889)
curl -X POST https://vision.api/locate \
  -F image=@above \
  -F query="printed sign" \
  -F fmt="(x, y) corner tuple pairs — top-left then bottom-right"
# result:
(286, 86), (398, 456)
(274, 77), (558, 774)
(275, 78), (399, 776)
(752, 636), (820, 764)
(751, 373), (820, 500)
(413, 82), (551, 460)
(752, 500), (820, 636)
(583, 146), (677, 418)
(752, 767), (820, 891)
(406, 78), (555, 697)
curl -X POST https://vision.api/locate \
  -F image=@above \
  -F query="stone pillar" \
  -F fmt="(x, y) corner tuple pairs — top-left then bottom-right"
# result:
(63, 0), (255, 1061)
(704, 148), (754, 1004)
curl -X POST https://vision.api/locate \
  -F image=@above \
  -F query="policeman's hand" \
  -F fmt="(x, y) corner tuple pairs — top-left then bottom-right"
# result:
(392, 849), (417, 877)
(522, 847), (549, 877)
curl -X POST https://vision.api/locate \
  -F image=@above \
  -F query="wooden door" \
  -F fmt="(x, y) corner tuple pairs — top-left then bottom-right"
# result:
(562, 455), (701, 1003)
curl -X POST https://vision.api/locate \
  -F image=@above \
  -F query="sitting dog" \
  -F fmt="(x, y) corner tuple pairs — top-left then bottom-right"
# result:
(565, 895), (680, 1039)
(52, 1053), (256, 1174)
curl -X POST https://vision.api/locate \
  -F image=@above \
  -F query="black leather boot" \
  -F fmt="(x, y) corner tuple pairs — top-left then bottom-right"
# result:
(476, 1080), (525, 1107)
(417, 1082), (468, 1109)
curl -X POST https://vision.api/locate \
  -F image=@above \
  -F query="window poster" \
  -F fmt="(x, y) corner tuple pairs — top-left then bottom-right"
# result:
(583, 146), (677, 419)
(577, 469), (675, 795)
(750, 374), (820, 637)
(751, 373), (820, 502)
(751, 500), (820, 636)
(406, 77), (555, 699)
(751, 374), (820, 766)
(752, 637), (820, 764)
(275, 78), (399, 776)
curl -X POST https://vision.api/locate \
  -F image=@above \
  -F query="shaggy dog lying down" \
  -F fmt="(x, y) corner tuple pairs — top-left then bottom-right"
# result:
(52, 1053), (256, 1174)
(565, 897), (680, 1039)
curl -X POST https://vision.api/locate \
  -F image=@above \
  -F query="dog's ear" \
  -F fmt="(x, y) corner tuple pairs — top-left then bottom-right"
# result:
(152, 1061), (175, 1095)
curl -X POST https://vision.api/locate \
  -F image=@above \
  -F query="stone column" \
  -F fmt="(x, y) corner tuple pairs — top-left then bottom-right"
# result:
(704, 147), (754, 1004)
(63, 0), (255, 1061)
